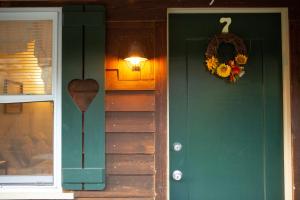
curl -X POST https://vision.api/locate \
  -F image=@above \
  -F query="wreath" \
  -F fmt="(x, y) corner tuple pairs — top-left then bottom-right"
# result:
(205, 33), (248, 83)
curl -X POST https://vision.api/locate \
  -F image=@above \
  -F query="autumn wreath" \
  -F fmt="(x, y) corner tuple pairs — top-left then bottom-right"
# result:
(205, 33), (248, 83)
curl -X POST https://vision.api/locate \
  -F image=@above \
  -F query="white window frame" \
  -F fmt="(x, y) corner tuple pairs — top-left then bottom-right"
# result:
(0, 8), (73, 199)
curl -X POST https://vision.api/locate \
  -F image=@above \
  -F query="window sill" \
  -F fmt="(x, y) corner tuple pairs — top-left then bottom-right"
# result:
(0, 191), (74, 199)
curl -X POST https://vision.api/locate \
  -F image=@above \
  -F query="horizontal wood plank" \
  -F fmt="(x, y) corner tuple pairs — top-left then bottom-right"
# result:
(106, 70), (155, 91)
(75, 175), (154, 198)
(106, 112), (155, 133)
(77, 198), (154, 200)
(106, 154), (155, 175)
(106, 133), (155, 154)
(106, 91), (155, 111)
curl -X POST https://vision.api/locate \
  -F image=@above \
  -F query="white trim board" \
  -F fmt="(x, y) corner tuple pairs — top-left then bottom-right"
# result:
(0, 191), (73, 200)
(167, 7), (292, 200)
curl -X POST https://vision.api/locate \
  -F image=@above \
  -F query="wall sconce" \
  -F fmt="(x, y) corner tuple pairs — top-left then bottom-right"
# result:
(124, 41), (148, 71)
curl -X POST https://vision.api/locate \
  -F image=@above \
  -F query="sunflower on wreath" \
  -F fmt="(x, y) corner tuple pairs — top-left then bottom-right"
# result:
(205, 33), (248, 83)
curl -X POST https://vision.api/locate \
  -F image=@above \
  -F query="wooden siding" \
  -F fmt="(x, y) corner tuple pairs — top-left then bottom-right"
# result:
(106, 91), (155, 112)
(106, 112), (155, 133)
(291, 19), (300, 200)
(76, 175), (154, 197)
(77, 199), (154, 200)
(75, 21), (162, 200)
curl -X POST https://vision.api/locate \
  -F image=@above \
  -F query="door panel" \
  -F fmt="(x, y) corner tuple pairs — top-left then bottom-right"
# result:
(169, 13), (283, 200)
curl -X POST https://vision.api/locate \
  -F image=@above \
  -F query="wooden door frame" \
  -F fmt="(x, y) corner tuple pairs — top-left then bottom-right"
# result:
(167, 8), (292, 200)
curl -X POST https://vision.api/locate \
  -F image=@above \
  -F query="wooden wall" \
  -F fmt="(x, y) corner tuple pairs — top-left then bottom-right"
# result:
(291, 16), (300, 200)
(75, 21), (166, 200)
(0, 1), (299, 200)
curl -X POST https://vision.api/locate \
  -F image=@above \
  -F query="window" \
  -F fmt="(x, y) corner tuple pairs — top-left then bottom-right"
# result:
(0, 8), (71, 199)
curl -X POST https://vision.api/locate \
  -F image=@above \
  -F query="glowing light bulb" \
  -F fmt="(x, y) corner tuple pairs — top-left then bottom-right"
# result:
(124, 56), (148, 65)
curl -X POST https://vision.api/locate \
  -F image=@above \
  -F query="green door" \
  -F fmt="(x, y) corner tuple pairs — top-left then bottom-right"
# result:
(169, 13), (284, 200)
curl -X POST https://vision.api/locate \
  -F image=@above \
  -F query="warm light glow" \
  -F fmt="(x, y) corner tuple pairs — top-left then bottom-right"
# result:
(0, 41), (47, 94)
(124, 56), (148, 65)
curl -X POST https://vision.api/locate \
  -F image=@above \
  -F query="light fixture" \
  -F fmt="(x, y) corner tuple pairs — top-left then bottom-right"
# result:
(124, 41), (148, 71)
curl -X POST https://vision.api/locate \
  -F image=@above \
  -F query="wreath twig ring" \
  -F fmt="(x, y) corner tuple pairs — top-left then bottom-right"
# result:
(205, 33), (248, 83)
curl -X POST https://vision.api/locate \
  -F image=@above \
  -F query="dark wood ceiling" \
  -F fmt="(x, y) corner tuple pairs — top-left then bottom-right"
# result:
(0, 0), (300, 20)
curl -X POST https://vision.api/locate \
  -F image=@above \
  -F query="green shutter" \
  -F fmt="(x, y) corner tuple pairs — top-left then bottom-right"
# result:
(62, 5), (105, 190)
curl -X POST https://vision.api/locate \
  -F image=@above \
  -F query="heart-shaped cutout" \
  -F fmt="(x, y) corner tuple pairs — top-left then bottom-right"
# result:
(68, 79), (99, 112)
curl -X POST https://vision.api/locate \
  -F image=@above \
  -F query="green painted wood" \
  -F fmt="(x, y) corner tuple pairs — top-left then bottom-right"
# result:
(63, 13), (105, 26)
(63, 183), (82, 191)
(63, 168), (104, 182)
(169, 13), (283, 200)
(62, 25), (83, 190)
(62, 5), (105, 191)
(83, 8), (106, 191)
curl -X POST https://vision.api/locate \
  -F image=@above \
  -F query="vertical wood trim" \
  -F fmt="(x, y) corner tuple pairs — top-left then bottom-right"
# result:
(291, 19), (300, 200)
(155, 21), (168, 200)
(281, 9), (293, 200)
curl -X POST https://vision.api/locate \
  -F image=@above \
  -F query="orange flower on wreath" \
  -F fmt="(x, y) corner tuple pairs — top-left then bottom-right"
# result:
(205, 56), (219, 72)
(235, 54), (248, 65)
(216, 64), (231, 78)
